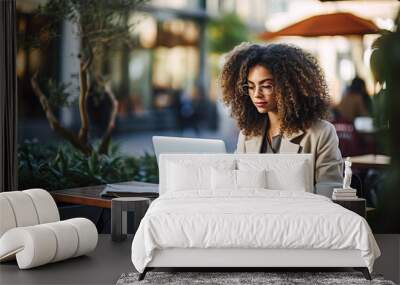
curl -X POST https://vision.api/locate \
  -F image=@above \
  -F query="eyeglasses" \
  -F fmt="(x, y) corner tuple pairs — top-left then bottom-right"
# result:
(241, 83), (274, 96)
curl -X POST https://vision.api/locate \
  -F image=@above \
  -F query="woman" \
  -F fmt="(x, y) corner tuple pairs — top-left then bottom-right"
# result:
(221, 43), (343, 197)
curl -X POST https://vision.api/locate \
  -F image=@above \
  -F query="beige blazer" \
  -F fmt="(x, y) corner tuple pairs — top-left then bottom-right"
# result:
(236, 119), (343, 197)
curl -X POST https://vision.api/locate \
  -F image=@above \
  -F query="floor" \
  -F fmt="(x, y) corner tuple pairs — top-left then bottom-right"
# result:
(1, 235), (399, 285)
(0, 235), (135, 285)
(374, 234), (400, 283)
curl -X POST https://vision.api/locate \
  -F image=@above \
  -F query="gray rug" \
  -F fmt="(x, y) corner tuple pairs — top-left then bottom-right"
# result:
(116, 271), (396, 285)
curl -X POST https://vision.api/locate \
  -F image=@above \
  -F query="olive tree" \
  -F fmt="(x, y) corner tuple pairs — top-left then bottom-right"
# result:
(30, 0), (146, 155)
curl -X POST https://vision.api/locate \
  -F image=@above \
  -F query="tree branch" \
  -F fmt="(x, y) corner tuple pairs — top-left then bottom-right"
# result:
(78, 57), (90, 145)
(98, 83), (119, 154)
(82, 26), (128, 38)
(82, 42), (93, 72)
(89, 29), (132, 46)
(30, 71), (92, 155)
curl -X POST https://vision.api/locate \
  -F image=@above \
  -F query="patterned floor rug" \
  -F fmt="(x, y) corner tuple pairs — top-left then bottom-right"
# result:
(116, 271), (396, 285)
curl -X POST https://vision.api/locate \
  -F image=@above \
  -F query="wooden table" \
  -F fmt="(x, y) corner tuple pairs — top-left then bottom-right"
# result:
(348, 155), (389, 210)
(51, 181), (158, 209)
(350, 154), (390, 169)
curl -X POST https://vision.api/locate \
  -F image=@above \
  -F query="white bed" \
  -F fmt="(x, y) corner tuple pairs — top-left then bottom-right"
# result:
(131, 154), (380, 280)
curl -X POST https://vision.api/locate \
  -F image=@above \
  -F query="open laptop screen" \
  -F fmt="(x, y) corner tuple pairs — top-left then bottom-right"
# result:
(152, 136), (227, 164)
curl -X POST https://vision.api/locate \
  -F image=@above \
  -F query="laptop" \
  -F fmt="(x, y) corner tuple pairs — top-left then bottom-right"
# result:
(152, 136), (227, 163)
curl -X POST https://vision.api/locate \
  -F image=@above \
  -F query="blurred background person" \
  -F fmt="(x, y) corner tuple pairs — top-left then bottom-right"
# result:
(335, 76), (372, 123)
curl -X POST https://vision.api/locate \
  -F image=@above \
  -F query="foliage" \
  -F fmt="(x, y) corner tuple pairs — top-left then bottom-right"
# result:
(43, 78), (77, 109)
(207, 13), (249, 54)
(36, 0), (146, 51)
(18, 140), (158, 191)
(369, 9), (400, 232)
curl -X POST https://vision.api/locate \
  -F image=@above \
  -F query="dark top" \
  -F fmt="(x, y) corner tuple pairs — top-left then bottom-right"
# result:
(260, 132), (282, 153)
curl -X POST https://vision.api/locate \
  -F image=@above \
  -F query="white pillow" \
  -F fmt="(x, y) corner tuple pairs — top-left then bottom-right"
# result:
(236, 169), (267, 189)
(237, 158), (311, 192)
(166, 162), (207, 191)
(266, 165), (307, 191)
(211, 168), (267, 191)
(166, 160), (235, 192)
(210, 168), (236, 190)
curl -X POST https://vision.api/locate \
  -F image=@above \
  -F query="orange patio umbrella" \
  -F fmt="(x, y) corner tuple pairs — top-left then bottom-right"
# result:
(259, 12), (379, 40)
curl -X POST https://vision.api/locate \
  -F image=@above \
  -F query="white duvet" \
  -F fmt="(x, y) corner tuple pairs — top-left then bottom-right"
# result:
(131, 190), (380, 273)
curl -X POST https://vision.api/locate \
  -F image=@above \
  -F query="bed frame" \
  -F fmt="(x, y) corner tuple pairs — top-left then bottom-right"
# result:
(138, 248), (371, 281)
(137, 154), (372, 281)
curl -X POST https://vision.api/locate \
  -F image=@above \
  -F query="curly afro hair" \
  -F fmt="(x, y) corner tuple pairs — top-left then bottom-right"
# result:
(220, 43), (330, 137)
